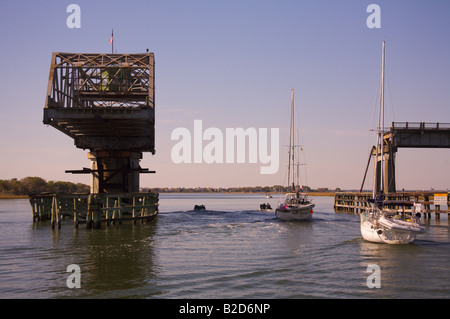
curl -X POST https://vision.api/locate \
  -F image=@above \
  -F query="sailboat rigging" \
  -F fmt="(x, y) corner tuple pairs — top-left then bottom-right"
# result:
(360, 41), (425, 244)
(275, 89), (315, 221)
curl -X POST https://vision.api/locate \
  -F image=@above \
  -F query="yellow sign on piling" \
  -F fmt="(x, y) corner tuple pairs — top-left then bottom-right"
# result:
(434, 194), (448, 206)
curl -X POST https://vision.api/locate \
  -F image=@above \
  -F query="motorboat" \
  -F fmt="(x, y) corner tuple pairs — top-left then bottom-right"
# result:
(260, 203), (273, 211)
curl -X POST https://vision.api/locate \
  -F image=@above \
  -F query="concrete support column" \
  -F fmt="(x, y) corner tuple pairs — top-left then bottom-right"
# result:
(374, 149), (396, 194)
(88, 151), (142, 194)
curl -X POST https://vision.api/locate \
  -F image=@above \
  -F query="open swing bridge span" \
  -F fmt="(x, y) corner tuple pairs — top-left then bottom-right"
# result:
(43, 52), (155, 152)
(36, 52), (158, 228)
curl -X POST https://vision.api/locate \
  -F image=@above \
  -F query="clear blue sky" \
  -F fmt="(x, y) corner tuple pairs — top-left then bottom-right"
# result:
(0, 0), (449, 190)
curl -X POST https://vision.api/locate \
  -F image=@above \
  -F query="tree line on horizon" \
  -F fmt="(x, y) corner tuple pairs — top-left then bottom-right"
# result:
(0, 177), (90, 195)
(0, 176), (339, 196)
(143, 186), (338, 193)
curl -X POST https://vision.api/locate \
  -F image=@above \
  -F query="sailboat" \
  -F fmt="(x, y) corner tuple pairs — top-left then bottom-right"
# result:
(360, 41), (425, 244)
(275, 89), (315, 221)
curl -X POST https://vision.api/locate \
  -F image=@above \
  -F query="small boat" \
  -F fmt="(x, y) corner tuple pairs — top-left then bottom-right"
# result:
(275, 89), (315, 221)
(194, 204), (206, 211)
(260, 203), (273, 211)
(359, 41), (425, 244)
(265, 194), (272, 198)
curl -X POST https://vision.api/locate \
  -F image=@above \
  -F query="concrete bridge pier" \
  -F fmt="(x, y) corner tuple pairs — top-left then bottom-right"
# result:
(88, 151), (142, 194)
(373, 138), (396, 194)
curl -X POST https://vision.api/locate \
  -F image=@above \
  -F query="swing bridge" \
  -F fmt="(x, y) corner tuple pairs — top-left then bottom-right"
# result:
(43, 52), (156, 194)
(335, 121), (450, 219)
(34, 52), (158, 228)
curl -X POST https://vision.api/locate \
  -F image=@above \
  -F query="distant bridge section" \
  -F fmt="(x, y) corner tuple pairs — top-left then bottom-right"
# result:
(364, 122), (450, 194)
(388, 122), (450, 149)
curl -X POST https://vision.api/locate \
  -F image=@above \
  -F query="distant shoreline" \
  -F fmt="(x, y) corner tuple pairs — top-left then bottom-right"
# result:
(217, 192), (335, 197)
(0, 192), (336, 199)
(0, 195), (29, 199)
(307, 192), (335, 197)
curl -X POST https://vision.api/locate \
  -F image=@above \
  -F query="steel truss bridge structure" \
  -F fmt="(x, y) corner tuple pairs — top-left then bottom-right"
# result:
(43, 52), (155, 193)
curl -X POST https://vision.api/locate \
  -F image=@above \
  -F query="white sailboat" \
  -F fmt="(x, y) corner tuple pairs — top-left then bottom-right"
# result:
(275, 89), (315, 221)
(360, 41), (425, 244)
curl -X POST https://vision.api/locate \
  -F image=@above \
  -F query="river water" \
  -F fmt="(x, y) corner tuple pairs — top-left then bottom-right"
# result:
(0, 193), (449, 299)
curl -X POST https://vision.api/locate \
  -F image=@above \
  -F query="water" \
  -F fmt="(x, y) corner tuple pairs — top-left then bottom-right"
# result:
(0, 194), (449, 299)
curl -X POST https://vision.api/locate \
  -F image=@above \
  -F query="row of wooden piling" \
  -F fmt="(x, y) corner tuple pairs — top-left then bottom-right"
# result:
(334, 191), (450, 220)
(30, 192), (159, 229)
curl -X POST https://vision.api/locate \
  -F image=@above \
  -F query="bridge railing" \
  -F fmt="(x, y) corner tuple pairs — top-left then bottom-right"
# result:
(45, 53), (155, 109)
(391, 122), (450, 130)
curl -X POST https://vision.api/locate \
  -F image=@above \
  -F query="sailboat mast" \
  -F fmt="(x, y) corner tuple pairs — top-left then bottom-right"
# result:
(380, 41), (386, 195)
(372, 41), (386, 200)
(297, 129), (300, 189)
(288, 89), (295, 191)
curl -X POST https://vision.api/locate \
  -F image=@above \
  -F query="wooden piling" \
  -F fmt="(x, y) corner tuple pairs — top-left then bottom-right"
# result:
(29, 192), (158, 230)
(73, 198), (79, 228)
(334, 191), (449, 221)
(117, 197), (122, 225)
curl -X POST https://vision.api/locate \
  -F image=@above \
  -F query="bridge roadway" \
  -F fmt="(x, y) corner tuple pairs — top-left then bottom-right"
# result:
(387, 122), (450, 149)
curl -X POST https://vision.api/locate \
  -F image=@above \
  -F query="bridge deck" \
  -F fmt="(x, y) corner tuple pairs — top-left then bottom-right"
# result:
(388, 122), (450, 149)
(43, 52), (155, 153)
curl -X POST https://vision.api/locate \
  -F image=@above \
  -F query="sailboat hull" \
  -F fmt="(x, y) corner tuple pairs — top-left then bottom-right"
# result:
(360, 213), (422, 244)
(275, 203), (315, 221)
(360, 219), (385, 243)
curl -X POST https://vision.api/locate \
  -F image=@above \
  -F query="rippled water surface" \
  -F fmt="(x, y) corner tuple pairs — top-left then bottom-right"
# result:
(0, 194), (449, 298)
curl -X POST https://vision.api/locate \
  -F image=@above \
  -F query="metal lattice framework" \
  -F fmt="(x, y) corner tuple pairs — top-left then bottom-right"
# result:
(43, 52), (155, 153)
(45, 53), (154, 108)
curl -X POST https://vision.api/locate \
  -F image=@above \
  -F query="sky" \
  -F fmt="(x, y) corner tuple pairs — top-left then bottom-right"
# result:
(0, 0), (449, 190)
